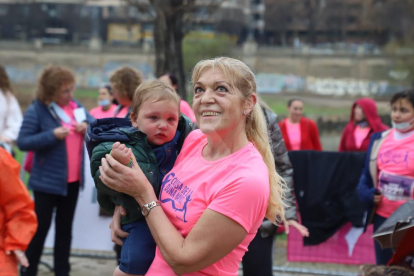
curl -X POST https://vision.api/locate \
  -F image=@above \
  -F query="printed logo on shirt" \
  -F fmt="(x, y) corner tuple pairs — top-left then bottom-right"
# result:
(159, 172), (193, 223)
(378, 150), (410, 168)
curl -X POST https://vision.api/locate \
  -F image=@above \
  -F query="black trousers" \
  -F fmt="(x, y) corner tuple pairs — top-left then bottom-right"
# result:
(242, 228), (276, 276)
(373, 214), (394, 265)
(21, 183), (79, 276)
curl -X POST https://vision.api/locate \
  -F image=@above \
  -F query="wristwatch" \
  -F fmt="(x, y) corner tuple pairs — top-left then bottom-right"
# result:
(141, 200), (160, 217)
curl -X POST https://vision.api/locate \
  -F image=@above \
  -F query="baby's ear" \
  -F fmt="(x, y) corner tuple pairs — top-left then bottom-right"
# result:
(130, 113), (139, 128)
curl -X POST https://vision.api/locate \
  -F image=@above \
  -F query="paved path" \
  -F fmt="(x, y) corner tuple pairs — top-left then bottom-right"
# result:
(34, 240), (361, 275)
(34, 245), (360, 276)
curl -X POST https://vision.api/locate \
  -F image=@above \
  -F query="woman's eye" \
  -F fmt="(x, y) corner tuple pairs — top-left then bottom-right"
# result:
(195, 87), (204, 94)
(217, 86), (228, 92)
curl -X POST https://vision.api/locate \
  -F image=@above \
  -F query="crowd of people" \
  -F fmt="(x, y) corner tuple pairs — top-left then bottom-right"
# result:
(0, 57), (413, 276)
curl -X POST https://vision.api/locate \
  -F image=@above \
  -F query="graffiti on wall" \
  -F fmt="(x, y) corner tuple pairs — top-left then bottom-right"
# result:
(256, 73), (305, 93)
(6, 65), (403, 96)
(256, 73), (398, 96)
(5, 61), (154, 88)
(306, 77), (389, 96)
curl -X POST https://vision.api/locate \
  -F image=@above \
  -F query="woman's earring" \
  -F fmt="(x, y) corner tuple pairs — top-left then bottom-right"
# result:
(243, 110), (247, 115)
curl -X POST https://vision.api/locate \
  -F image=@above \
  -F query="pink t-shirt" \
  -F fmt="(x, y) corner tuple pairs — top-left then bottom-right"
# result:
(376, 129), (414, 218)
(285, 119), (301, 150)
(146, 130), (269, 276)
(61, 102), (84, 183)
(115, 106), (130, 118)
(89, 104), (117, 119)
(353, 125), (370, 149)
(180, 100), (196, 123)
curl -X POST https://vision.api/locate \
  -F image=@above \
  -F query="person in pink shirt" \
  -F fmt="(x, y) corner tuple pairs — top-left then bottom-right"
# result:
(279, 99), (322, 151)
(339, 98), (388, 152)
(100, 57), (286, 276)
(89, 85), (118, 119)
(357, 89), (414, 265)
(158, 73), (196, 123)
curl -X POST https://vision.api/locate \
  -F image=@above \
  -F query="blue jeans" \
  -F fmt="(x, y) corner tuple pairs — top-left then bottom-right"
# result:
(373, 214), (394, 265)
(119, 219), (156, 275)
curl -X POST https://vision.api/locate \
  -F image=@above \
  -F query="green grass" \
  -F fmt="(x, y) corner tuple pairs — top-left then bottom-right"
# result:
(17, 86), (97, 98)
(260, 95), (350, 117)
(187, 93), (352, 119)
(277, 232), (287, 241)
(13, 146), (24, 164)
(73, 88), (99, 98)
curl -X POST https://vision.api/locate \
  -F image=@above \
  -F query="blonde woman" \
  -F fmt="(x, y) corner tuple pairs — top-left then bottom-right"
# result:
(100, 57), (285, 275)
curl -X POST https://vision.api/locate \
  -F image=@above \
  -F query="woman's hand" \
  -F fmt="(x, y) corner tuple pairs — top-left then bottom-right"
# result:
(53, 127), (70, 140)
(373, 194), (383, 204)
(99, 148), (153, 204)
(284, 220), (309, 237)
(0, 135), (12, 143)
(109, 205), (129, 246)
(6, 249), (29, 268)
(75, 122), (88, 135)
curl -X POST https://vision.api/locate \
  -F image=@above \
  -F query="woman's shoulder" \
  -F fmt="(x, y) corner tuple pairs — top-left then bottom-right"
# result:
(341, 122), (354, 134)
(238, 144), (269, 176)
(183, 129), (205, 144)
(89, 106), (101, 116)
(278, 118), (287, 125)
(90, 106), (100, 112)
(24, 100), (41, 113)
(302, 116), (316, 125)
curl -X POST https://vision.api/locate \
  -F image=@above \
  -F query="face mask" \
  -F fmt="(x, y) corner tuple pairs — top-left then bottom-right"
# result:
(392, 119), (414, 133)
(98, 99), (111, 107)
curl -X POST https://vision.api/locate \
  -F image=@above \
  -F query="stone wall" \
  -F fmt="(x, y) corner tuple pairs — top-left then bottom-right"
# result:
(0, 44), (406, 95)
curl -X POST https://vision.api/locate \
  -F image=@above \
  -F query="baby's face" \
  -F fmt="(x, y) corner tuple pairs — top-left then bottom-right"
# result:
(132, 100), (179, 145)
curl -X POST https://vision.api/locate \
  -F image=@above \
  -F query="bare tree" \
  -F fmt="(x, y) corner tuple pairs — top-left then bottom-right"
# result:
(370, 0), (414, 43)
(264, 0), (295, 46)
(124, 0), (220, 99)
(264, 0), (328, 45)
(216, 7), (247, 38)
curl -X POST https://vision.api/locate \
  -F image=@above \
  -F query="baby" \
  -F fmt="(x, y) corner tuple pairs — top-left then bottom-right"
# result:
(88, 79), (193, 276)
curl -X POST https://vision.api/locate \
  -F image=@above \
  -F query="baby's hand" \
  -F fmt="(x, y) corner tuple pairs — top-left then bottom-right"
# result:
(111, 142), (132, 167)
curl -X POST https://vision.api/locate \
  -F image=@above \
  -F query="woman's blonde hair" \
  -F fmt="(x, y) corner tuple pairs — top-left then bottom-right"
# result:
(131, 79), (181, 118)
(191, 57), (286, 224)
(0, 65), (13, 95)
(36, 66), (75, 104)
(110, 66), (143, 101)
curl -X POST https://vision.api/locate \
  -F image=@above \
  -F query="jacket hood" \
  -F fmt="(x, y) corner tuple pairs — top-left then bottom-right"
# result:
(85, 117), (133, 158)
(350, 98), (388, 132)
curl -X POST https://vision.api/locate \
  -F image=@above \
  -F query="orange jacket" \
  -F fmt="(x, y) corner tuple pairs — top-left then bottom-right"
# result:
(0, 148), (37, 276)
